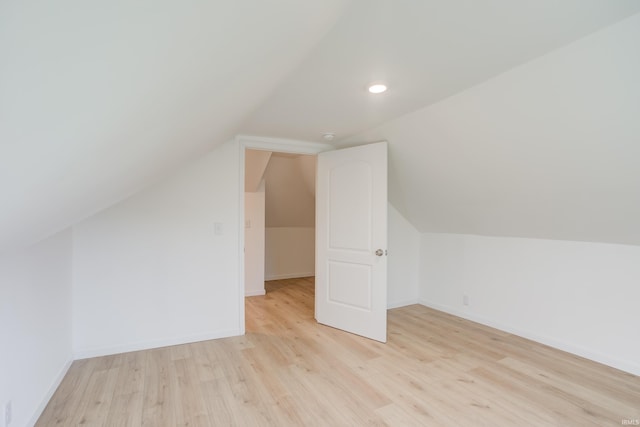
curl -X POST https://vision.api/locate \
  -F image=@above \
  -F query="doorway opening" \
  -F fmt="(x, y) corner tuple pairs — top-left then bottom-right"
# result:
(243, 149), (317, 329)
(238, 136), (388, 342)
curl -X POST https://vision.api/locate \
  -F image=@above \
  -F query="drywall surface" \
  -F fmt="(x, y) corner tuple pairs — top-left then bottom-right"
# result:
(265, 227), (315, 280)
(345, 13), (640, 246)
(245, 182), (266, 296)
(420, 233), (640, 375)
(245, 150), (272, 192)
(72, 141), (241, 358)
(0, 0), (349, 252)
(263, 153), (316, 281)
(0, 229), (73, 426)
(387, 204), (420, 308)
(264, 154), (315, 228)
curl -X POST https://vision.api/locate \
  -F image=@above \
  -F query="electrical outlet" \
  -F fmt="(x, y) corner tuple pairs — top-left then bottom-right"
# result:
(463, 294), (469, 306)
(4, 401), (12, 426)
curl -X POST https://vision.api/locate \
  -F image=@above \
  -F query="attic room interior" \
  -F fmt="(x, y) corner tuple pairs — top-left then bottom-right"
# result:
(2, 0), (640, 425)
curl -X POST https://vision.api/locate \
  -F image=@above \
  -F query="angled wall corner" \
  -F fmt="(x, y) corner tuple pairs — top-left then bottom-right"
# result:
(263, 153), (317, 281)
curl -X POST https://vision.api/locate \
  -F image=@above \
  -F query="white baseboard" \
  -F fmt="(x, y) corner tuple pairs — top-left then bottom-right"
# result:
(387, 298), (420, 309)
(265, 272), (314, 281)
(245, 289), (266, 297)
(418, 299), (640, 377)
(28, 357), (73, 426)
(73, 329), (241, 360)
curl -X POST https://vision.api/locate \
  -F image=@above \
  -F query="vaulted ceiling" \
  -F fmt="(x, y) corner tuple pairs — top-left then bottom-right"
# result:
(243, 0), (640, 143)
(0, 0), (349, 251)
(2, 0), (640, 251)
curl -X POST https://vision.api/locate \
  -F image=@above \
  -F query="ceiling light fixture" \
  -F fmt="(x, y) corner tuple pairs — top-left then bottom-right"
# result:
(368, 83), (387, 94)
(322, 132), (335, 142)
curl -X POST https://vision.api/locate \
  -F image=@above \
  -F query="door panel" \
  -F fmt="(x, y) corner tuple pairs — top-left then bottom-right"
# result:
(328, 261), (371, 310)
(328, 161), (372, 251)
(316, 141), (387, 342)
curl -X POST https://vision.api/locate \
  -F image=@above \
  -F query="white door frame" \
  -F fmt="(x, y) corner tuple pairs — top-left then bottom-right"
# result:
(236, 135), (334, 334)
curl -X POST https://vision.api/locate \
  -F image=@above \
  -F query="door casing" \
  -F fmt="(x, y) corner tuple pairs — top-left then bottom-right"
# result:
(237, 135), (388, 337)
(237, 135), (334, 334)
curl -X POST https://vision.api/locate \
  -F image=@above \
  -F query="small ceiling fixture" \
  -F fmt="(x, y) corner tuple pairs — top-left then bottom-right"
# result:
(368, 83), (387, 94)
(322, 132), (335, 141)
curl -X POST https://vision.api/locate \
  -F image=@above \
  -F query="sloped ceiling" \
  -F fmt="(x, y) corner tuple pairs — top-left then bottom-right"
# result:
(0, 0), (349, 251)
(2, 0), (640, 251)
(242, 0), (640, 143)
(263, 153), (316, 228)
(347, 13), (640, 245)
(245, 150), (272, 193)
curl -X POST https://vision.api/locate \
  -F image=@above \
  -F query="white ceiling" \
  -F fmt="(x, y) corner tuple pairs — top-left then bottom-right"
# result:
(241, 0), (640, 142)
(2, 0), (640, 250)
(347, 12), (640, 245)
(0, 0), (349, 251)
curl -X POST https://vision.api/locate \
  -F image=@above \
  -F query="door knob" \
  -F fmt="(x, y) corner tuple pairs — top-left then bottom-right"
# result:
(375, 249), (384, 256)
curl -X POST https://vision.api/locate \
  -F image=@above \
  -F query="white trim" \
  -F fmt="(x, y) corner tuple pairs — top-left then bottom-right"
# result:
(237, 141), (246, 335)
(245, 289), (266, 297)
(387, 299), (420, 309)
(418, 299), (640, 377)
(73, 329), (240, 360)
(265, 272), (315, 281)
(237, 135), (333, 335)
(236, 134), (334, 155)
(28, 357), (73, 427)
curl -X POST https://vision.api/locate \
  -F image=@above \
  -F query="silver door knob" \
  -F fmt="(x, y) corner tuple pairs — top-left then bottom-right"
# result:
(375, 249), (384, 256)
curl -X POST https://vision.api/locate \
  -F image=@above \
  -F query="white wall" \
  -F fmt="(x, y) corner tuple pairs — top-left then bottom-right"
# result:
(72, 140), (241, 359)
(265, 227), (315, 280)
(263, 154), (317, 281)
(0, 229), (73, 427)
(244, 150), (272, 192)
(387, 204), (420, 308)
(245, 181), (266, 296)
(70, 139), (418, 363)
(264, 154), (315, 228)
(420, 233), (640, 376)
(344, 13), (640, 246)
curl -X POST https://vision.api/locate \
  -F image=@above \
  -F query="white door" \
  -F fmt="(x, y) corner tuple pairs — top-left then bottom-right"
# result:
(316, 141), (387, 342)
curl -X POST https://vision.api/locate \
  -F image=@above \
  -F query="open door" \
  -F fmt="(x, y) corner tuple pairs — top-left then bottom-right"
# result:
(316, 141), (387, 342)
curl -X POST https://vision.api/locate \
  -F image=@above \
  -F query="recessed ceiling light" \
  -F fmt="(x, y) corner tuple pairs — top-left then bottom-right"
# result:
(368, 84), (387, 94)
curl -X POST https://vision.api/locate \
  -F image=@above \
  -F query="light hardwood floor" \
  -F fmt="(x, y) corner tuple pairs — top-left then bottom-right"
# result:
(38, 277), (639, 426)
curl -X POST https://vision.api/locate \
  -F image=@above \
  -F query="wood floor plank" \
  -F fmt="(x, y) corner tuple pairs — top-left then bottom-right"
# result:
(469, 364), (611, 426)
(37, 277), (640, 426)
(140, 348), (175, 427)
